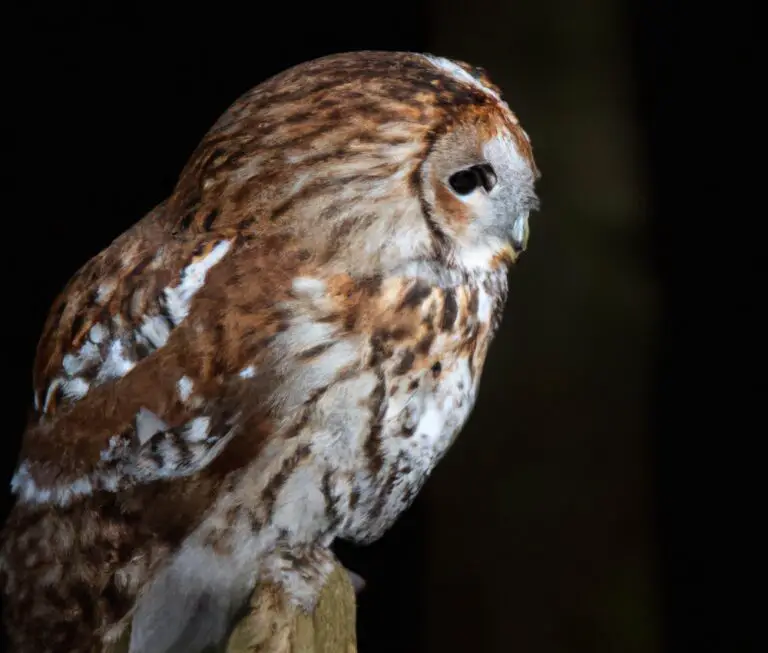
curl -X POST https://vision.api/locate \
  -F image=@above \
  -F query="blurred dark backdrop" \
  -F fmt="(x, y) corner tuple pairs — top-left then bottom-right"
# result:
(2, 1), (757, 652)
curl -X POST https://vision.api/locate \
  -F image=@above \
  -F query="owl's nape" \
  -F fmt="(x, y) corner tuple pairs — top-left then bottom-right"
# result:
(1, 51), (538, 653)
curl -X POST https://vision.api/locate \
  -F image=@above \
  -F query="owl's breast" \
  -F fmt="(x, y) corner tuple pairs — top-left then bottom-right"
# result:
(341, 345), (481, 544)
(219, 271), (505, 549)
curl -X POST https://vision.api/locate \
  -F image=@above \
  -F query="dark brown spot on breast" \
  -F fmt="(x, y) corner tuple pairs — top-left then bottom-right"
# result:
(389, 327), (409, 341)
(441, 288), (458, 330)
(367, 461), (400, 522)
(349, 486), (360, 510)
(344, 308), (359, 331)
(249, 512), (263, 532)
(400, 424), (416, 438)
(261, 443), (311, 517)
(368, 329), (392, 365)
(416, 330), (435, 355)
(364, 372), (386, 477)
(467, 289), (479, 316)
(360, 274), (383, 295)
(225, 505), (242, 525)
(399, 281), (432, 309)
(298, 341), (335, 360)
(394, 350), (415, 375)
(321, 470), (343, 532)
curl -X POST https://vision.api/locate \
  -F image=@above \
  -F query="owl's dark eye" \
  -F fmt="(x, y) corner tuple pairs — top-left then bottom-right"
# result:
(448, 164), (497, 195)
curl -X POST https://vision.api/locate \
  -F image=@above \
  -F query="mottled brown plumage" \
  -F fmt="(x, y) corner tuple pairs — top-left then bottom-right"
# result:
(1, 51), (539, 652)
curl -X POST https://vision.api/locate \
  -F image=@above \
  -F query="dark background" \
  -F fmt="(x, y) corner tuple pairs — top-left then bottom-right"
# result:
(2, 1), (757, 651)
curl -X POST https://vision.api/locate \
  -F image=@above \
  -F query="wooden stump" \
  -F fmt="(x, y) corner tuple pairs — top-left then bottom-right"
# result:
(113, 562), (357, 653)
(225, 564), (357, 653)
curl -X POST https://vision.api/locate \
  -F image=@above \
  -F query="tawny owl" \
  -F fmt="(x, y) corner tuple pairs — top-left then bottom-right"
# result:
(0, 51), (539, 652)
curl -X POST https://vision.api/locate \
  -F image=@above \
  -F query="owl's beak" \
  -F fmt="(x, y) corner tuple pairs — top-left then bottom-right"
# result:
(510, 214), (529, 253)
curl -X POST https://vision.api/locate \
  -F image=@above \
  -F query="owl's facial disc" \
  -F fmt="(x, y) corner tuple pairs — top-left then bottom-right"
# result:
(420, 119), (538, 267)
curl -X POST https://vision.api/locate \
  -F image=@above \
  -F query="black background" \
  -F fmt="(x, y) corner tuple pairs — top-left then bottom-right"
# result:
(2, 1), (758, 651)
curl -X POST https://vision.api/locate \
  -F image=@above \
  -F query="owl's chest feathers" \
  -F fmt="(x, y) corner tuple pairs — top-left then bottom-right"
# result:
(342, 352), (479, 542)
(191, 267), (506, 553)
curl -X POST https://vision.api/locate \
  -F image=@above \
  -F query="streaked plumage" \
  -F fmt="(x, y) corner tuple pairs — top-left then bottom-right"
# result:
(1, 50), (539, 652)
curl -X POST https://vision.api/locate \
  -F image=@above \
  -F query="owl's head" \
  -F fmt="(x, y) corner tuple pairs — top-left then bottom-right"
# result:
(414, 57), (540, 269)
(169, 51), (539, 275)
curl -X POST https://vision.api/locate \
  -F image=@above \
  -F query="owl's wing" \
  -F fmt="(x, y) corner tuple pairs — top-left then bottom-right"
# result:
(13, 201), (271, 506)
(14, 199), (393, 508)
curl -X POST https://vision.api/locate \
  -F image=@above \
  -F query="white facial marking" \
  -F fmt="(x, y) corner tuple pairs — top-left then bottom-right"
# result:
(484, 133), (528, 173)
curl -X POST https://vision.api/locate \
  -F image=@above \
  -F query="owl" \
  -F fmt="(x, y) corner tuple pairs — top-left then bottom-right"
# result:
(0, 51), (539, 652)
